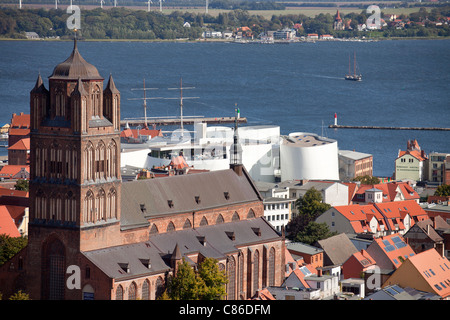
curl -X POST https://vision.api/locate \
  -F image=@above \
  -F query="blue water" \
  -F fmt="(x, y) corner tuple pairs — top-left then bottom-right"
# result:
(0, 39), (449, 177)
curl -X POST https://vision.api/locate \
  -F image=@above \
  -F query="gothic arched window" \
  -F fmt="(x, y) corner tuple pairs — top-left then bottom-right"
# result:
(227, 256), (236, 300)
(142, 280), (150, 300)
(268, 247), (275, 286)
(253, 250), (259, 296)
(216, 214), (224, 224)
(155, 277), (165, 299)
(166, 221), (176, 233)
(45, 238), (65, 300)
(115, 285), (123, 300)
(200, 216), (208, 226)
(128, 282), (137, 300)
(183, 219), (192, 229)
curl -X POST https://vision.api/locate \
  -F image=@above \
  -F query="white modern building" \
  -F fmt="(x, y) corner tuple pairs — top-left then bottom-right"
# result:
(121, 122), (282, 182)
(280, 132), (339, 181)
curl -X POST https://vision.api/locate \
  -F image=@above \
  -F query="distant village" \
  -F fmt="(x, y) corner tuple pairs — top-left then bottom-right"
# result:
(199, 9), (450, 42)
(0, 40), (449, 301)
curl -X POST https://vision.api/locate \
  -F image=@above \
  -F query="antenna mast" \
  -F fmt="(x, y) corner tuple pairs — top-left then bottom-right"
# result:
(167, 77), (198, 138)
(129, 79), (161, 129)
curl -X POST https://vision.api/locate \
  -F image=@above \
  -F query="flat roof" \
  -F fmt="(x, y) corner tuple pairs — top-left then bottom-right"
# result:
(339, 149), (373, 160)
(283, 133), (335, 147)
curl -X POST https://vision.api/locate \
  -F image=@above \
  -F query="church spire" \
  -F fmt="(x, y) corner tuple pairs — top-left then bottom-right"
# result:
(230, 105), (243, 175)
(30, 73), (47, 94)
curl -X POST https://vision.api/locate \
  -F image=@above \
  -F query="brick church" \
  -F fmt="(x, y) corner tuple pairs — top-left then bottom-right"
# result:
(0, 39), (286, 300)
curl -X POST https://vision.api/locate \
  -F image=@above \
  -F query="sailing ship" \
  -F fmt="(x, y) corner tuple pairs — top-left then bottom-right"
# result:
(345, 52), (362, 81)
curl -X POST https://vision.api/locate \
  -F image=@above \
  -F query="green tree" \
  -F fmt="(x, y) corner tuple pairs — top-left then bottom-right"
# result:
(0, 234), (28, 266)
(166, 257), (228, 300)
(197, 257), (228, 300)
(9, 290), (30, 300)
(352, 175), (380, 185)
(295, 221), (337, 245)
(14, 179), (29, 191)
(435, 184), (450, 197)
(286, 187), (331, 239)
(167, 258), (203, 300)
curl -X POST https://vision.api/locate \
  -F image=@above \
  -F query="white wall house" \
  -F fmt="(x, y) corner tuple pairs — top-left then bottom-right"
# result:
(263, 197), (292, 232)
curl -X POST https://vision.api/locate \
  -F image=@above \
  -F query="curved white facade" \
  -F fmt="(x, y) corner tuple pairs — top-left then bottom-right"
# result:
(238, 125), (281, 183)
(280, 132), (339, 181)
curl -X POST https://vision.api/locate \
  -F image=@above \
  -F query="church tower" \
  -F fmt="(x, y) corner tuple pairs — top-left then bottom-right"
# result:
(27, 39), (122, 299)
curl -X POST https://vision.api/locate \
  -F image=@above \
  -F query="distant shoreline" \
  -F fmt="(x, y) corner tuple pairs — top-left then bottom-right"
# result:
(1, 36), (450, 42)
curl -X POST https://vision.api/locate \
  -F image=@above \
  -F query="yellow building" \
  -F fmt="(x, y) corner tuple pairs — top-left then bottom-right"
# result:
(395, 140), (427, 181)
(383, 248), (450, 299)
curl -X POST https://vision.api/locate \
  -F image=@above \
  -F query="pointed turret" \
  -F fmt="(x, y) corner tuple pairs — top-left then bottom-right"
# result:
(71, 77), (88, 97)
(105, 74), (120, 94)
(30, 73), (48, 94)
(171, 243), (182, 275)
(30, 73), (49, 130)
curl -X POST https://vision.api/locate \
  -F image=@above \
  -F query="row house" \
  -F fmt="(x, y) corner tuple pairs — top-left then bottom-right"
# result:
(351, 181), (419, 204)
(404, 216), (450, 259)
(316, 200), (429, 237)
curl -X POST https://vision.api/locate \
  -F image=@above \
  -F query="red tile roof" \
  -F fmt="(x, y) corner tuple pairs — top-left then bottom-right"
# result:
(352, 249), (376, 269)
(406, 249), (450, 298)
(0, 205), (20, 237)
(0, 165), (30, 178)
(0, 186), (28, 198)
(334, 200), (428, 234)
(8, 128), (30, 137)
(8, 138), (30, 151)
(397, 149), (427, 162)
(10, 113), (30, 129)
(373, 233), (415, 269)
(353, 182), (419, 203)
(120, 128), (163, 139)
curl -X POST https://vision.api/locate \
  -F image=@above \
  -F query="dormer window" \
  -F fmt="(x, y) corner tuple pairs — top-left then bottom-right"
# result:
(225, 231), (235, 241)
(139, 258), (151, 269)
(195, 196), (201, 204)
(168, 200), (174, 208)
(252, 227), (261, 237)
(224, 192), (230, 200)
(118, 263), (129, 273)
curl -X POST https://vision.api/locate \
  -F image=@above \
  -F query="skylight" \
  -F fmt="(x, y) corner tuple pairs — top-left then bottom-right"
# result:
(299, 266), (312, 277)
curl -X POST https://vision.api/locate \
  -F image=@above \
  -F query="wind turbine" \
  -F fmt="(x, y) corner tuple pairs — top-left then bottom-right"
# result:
(55, 0), (58, 9)
(205, 0), (208, 14)
(147, 0), (152, 12)
(100, 0), (104, 8)
(114, 0), (117, 7)
(159, 0), (164, 12)
(19, 0), (22, 9)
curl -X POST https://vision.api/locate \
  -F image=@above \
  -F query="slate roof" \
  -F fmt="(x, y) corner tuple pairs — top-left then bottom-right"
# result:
(49, 39), (103, 80)
(316, 233), (358, 266)
(120, 168), (262, 230)
(82, 217), (280, 281)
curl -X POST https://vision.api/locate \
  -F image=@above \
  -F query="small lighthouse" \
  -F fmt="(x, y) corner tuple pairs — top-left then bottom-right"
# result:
(334, 113), (337, 126)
